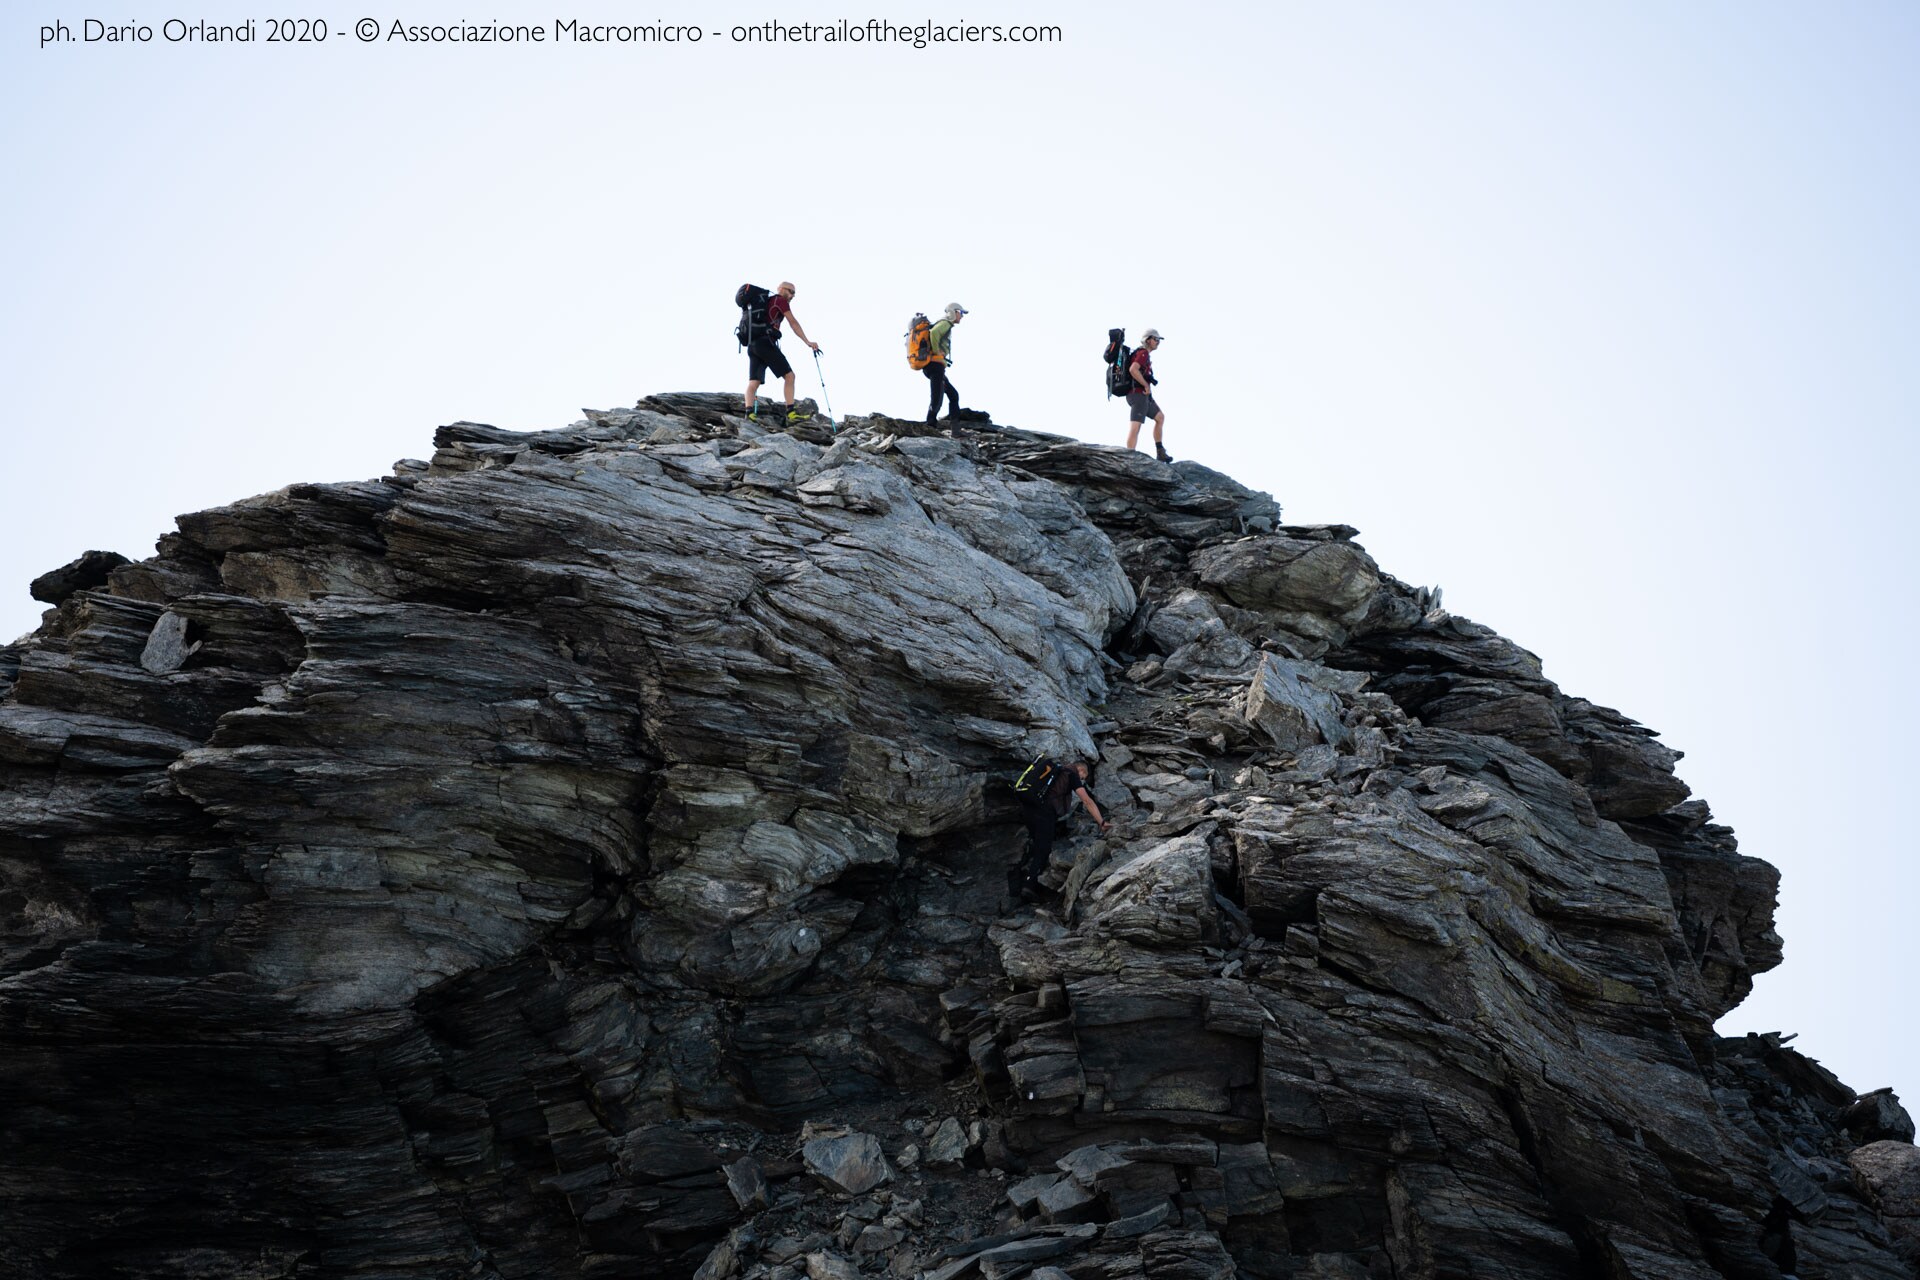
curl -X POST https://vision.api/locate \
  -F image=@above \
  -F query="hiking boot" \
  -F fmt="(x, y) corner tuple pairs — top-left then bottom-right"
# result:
(746, 404), (760, 421)
(1155, 443), (1173, 463)
(1024, 872), (1065, 900)
(785, 407), (812, 422)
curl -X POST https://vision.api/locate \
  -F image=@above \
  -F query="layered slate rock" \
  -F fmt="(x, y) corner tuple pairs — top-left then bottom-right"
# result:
(1, 395), (1912, 1280)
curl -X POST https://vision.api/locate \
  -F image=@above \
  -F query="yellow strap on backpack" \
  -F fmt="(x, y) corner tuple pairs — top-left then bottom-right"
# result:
(1013, 759), (1054, 796)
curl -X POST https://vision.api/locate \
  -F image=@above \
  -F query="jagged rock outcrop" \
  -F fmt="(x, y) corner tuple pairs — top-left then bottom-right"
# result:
(2, 393), (1912, 1280)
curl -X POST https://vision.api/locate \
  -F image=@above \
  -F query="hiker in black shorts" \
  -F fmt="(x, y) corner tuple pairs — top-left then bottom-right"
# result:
(745, 281), (819, 422)
(1014, 759), (1110, 900)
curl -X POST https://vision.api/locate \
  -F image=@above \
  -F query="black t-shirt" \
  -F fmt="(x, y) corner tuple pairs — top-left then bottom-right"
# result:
(1042, 768), (1082, 817)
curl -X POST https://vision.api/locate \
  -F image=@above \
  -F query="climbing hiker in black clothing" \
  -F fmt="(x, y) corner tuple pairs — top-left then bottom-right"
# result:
(1011, 758), (1110, 900)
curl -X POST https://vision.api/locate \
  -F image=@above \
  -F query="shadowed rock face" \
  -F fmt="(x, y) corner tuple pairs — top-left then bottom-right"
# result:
(1, 395), (1911, 1280)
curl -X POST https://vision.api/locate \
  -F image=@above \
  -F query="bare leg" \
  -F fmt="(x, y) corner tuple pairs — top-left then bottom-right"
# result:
(1153, 410), (1165, 443)
(1126, 420), (1142, 450)
(745, 379), (761, 411)
(782, 371), (796, 407)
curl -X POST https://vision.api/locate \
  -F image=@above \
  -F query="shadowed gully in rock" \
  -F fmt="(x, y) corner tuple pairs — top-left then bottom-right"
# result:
(2, 395), (1912, 1280)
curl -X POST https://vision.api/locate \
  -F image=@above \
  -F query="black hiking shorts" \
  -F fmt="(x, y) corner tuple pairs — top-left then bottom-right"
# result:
(748, 337), (791, 383)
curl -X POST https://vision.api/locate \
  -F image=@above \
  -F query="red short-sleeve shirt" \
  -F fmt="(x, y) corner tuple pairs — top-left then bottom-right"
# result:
(1127, 348), (1152, 388)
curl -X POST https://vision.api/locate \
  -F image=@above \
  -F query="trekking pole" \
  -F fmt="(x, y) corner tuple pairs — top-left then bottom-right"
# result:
(812, 348), (835, 423)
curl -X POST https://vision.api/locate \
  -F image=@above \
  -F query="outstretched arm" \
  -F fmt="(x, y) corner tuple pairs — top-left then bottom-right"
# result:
(1075, 786), (1111, 831)
(786, 312), (819, 351)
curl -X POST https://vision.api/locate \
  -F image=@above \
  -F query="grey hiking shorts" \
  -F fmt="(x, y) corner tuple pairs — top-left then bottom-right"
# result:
(1126, 391), (1162, 421)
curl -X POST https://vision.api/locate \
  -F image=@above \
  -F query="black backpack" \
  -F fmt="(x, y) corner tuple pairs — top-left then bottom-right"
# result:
(1103, 328), (1132, 398)
(735, 283), (773, 349)
(1011, 756), (1060, 801)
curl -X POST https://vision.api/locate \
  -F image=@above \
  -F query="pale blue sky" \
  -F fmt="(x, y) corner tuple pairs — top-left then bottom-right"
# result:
(4, 1), (1916, 1106)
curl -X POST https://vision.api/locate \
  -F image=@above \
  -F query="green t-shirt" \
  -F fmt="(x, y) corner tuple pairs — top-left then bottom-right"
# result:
(929, 318), (954, 361)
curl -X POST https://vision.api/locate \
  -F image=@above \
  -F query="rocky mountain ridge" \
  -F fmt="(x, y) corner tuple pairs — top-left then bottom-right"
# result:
(2, 393), (1914, 1279)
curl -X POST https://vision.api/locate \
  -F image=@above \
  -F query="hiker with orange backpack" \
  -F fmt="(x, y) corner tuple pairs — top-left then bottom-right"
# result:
(738, 281), (819, 422)
(906, 303), (967, 425)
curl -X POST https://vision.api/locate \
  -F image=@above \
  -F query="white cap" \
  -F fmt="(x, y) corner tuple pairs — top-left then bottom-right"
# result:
(945, 303), (968, 320)
(1142, 328), (1164, 341)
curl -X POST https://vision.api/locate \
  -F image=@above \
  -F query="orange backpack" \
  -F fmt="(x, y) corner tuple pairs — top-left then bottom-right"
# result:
(905, 314), (934, 369)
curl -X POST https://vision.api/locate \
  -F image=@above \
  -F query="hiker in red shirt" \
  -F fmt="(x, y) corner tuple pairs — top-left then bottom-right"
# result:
(1124, 329), (1171, 463)
(746, 281), (820, 422)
